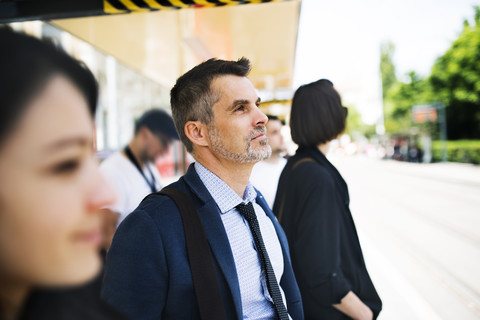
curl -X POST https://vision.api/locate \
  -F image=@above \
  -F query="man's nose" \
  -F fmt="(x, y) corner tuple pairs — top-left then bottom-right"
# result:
(254, 106), (268, 126)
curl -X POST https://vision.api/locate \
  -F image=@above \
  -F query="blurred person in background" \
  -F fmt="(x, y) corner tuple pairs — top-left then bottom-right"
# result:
(99, 109), (178, 249)
(273, 79), (382, 320)
(250, 115), (287, 208)
(0, 27), (126, 320)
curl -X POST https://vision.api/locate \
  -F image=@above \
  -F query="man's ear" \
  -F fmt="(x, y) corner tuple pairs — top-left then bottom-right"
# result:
(184, 121), (209, 148)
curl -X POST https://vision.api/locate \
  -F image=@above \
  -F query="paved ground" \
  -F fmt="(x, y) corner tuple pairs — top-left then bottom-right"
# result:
(329, 154), (480, 320)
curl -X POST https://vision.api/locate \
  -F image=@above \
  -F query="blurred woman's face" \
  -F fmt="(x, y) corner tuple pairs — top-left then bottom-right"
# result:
(0, 75), (115, 288)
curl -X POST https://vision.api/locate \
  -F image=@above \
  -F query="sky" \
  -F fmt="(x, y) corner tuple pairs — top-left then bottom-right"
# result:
(293, 0), (479, 126)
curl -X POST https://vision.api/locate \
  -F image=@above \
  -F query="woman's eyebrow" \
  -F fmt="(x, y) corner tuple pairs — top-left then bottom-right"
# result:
(42, 137), (89, 154)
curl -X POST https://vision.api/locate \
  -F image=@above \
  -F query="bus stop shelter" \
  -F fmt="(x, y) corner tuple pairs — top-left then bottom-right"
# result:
(1, 0), (301, 103)
(1, 0), (301, 175)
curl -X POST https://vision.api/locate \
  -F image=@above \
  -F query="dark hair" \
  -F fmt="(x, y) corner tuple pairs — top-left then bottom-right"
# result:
(267, 115), (279, 121)
(134, 109), (179, 141)
(170, 57), (251, 152)
(290, 79), (346, 147)
(266, 114), (285, 126)
(0, 27), (98, 146)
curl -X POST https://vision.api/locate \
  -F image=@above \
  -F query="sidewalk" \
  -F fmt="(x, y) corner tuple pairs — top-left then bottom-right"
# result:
(330, 154), (480, 320)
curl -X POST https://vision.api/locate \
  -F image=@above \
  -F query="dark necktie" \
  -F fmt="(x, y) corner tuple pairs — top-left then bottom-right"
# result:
(236, 202), (290, 320)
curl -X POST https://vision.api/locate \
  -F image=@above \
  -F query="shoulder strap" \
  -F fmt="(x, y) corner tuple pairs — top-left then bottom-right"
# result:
(124, 146), (157, 192)
(276, 157), (315, 224)
(158, 188), (227, 320)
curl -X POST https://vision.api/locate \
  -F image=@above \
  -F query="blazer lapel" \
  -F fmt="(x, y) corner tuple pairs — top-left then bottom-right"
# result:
(182, 165), (243, 319)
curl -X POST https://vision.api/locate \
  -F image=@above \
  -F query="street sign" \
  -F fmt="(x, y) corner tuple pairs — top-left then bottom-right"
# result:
(412, 105), (438, 123)
(412, 103), (448, 162)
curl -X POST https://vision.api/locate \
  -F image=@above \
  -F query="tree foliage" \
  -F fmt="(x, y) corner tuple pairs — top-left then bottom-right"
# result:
(429, 6), (480, 139)
(381, 6), (480, 139)
(380, 41), (397, 100)
(381, 47), (434, 134)
(388, 71), (437, 134)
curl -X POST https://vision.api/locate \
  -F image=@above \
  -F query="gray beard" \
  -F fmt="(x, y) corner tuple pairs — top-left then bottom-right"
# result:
(209, 126), (272, 163)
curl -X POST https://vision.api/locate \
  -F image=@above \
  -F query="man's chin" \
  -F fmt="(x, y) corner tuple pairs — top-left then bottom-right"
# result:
(248, 145), (272, 162)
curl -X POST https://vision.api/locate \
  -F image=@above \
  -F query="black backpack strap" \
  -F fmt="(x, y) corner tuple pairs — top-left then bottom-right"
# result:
(158, 188), (227, 320)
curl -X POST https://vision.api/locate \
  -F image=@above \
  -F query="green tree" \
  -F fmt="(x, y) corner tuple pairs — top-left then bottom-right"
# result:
(380, 41), (403, 133)
(379, 41), (429, 134)
(386, 71), (435, 134)
(380, 41), (398, 100)
(429, 6), (480, 139)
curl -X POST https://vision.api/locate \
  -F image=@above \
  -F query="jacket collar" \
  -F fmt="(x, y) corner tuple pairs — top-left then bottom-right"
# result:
(181, 163), (214, 205)
(180, 163), (243, 318)
(296, 146), (329, 164)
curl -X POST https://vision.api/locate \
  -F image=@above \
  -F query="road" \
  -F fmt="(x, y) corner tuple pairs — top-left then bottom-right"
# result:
(329, 154), (480, 320)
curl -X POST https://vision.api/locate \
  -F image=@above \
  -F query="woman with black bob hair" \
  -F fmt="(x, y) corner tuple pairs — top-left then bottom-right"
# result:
(273, 79), (382, 319)
(0, 27), (126, 319)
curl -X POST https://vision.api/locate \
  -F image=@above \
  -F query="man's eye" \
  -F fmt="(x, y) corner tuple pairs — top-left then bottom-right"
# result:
(50, 160), (80, 174)
(235, 105), (246, 112)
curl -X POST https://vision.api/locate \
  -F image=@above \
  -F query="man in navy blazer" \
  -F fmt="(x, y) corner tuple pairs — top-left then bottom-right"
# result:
(101, 58), (303, 320)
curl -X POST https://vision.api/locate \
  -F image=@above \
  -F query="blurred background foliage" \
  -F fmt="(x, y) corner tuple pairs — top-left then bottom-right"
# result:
(372, 6), (480, 164)
(432, 140), (480, 164)
(380, 6), (480, 140)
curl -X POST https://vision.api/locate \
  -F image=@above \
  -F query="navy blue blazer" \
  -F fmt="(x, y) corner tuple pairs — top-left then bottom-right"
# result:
(101, 164), (303, 320)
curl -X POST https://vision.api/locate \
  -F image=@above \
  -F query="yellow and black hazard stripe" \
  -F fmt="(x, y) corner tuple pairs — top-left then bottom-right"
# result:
(104, 0), (294, 14)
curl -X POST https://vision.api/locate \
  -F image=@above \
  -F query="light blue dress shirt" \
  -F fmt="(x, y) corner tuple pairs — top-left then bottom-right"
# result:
(195, 162), (288, 319)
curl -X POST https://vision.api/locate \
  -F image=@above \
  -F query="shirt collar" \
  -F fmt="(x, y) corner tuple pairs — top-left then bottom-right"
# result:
(194, 161), (257, 214)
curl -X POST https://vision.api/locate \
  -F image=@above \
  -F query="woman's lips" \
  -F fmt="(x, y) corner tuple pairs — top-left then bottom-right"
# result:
(73, 229), (104, 246)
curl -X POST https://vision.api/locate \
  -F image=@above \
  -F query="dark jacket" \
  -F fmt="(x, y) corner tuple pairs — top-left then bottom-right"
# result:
(19, 274), (128, 320)
(101, 163), (303, 320)
(273, 147), (382, 320)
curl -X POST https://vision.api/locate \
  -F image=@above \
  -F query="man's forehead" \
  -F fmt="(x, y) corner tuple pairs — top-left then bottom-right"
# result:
(211, 75), (256, 97)
(212, 74), (255, 90)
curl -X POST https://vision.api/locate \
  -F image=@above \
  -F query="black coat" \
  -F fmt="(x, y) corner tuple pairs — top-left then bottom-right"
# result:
(273, 147), (382, 320)
(18, 273), (128, 320)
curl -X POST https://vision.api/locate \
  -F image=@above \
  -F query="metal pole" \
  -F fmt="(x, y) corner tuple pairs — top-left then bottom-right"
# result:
(436, 102), (448, 162)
